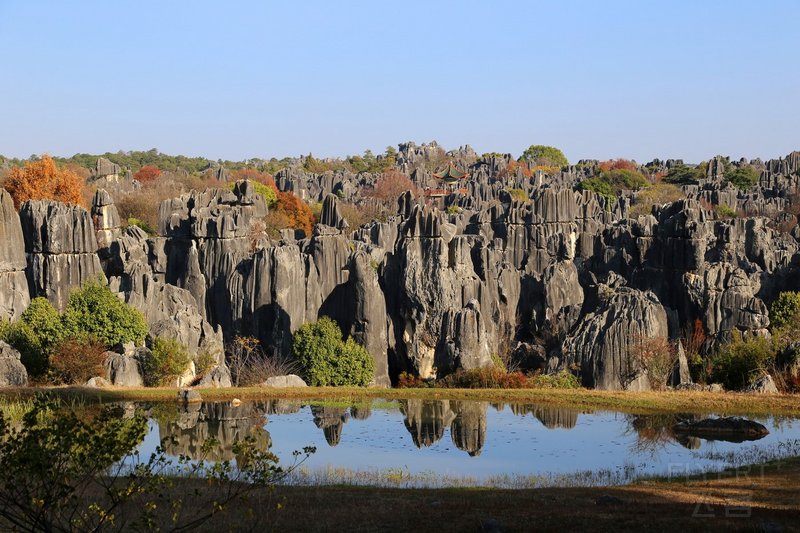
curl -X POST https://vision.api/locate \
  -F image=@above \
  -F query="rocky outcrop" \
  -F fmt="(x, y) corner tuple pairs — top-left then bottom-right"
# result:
(105, 351), (144, 387)
(563, 286), (669, 390)
(91, 189), (122, 254)
(19, 200), (103, 310)
(0, 341), (27, 387)
(673, 417), (769, 442)
(0, 189), (30, 321)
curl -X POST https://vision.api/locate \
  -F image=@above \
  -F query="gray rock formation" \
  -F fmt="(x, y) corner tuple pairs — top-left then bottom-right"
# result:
(563, 286), (669, 390)
(745, 373), (779, 394)
(0, 189), (30, 321)
(0, 341), (28, 387)
(19, 200), (103, 310)
(105, 351), (144, 387)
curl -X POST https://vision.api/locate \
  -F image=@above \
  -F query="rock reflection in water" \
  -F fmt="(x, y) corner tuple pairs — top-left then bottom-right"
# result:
(311, 406), (349, 447)
(449, 401), (487, 456)
(509, 403), (579, 429)
(158, 402), (270, 461)
(399, 399), (488, 456)
(400, 399), (456, 448)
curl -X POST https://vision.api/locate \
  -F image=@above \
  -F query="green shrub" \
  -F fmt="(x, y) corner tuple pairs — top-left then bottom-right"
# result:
(716, 203), (738, 218)
(770, 291), (800, 331)
(291, 317), (374, 386)
(579, 177), (616, 207)
(518, 145), (569, 167)
(127, 217), (157, 236)
(2, 322), (48, 379)
(506, 188), (529, 202)
(8, 298), (65, 377)
(229, 179), (277, 207)
(725, 166), (759, 190)
(528, 370), (581, 389)
(140, 337), (191, 386)
(710, 335), (776, 390)
(664, 164), (703, 185)
(62, 281), (148, 348)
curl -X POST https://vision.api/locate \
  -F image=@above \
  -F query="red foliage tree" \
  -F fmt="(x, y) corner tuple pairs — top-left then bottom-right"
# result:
(3, 155), (84, 209)
(133, 165), (161, 183)
(232, 168), (275, 187)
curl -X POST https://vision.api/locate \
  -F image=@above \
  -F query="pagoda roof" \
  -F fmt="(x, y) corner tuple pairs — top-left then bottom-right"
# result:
(433, 164), (469, 181)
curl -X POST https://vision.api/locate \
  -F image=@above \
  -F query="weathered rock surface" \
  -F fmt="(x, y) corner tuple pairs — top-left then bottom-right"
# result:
(563, 286), (669, 390)
(673, 417), (769, 441)
(0, 189), (30, 321)
(0, 341), (27, 387)
(260, 374), (308, 388)
(745, 373), (779, 394)
(105, 351), (144, 387)
(20, 200), (103, 310)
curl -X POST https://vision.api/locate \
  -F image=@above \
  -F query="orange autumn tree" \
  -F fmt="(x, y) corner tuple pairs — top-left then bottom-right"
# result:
(275, 190), (314, 236)
(3, 155), (84, 209)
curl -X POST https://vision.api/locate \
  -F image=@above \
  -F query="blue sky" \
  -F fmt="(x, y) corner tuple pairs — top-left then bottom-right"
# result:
(0, 1), (797, 163)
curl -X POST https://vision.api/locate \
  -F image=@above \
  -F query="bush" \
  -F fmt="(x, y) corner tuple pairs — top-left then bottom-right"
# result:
(438, 367), (529, 388)
(770, 291), (800, 331)
(725, 166), (759, 190)
(9, 298), (64, 377)
(62, 280), (149, 348)
(715, 203), (738, 218)
(579, 177), (615, 207)
(710, 334), (776, 390)
(629, 182), (683, 217)
(140, 337), (191, 386)
(49, 337), (107, 384)
(528, 370), (581, 389)
(229, 178), (277, 207)
(291, 317), (374, 386)
(127, 217), (157, 236)
(506, 188), (528, 202)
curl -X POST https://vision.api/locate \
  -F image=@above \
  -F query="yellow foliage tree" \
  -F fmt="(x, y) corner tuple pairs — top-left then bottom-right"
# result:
(3, 155), (84, 209)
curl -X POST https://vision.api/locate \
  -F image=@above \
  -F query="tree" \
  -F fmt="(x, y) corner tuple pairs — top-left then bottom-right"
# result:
(275, 190), (315, 236)
(366, 170), (417, 204)
(133, 165), (161, 183)
(770, 291), (800, 331)
(291, 317), (374, 386)
(664, 164), (703, 185)
(3, 155), (84, 208)
(518, 145), (568, 167)
(0, 395), (314, 531)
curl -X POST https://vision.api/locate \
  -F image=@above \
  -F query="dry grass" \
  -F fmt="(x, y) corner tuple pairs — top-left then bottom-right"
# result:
(2, 386), (799, 416)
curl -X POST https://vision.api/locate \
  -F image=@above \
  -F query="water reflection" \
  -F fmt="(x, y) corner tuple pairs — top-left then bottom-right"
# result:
(148, 399), (776, 463)
(156, 402), (270, 461)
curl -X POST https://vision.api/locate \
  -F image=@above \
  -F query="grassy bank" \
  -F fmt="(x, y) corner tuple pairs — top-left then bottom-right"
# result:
(1, 385), (799, 416)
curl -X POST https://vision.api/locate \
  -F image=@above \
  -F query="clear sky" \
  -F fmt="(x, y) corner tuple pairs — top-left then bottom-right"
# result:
(1, 0), (798, 163)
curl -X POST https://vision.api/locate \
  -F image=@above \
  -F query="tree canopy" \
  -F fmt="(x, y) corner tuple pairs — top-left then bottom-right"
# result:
(518, 145), (569, 167)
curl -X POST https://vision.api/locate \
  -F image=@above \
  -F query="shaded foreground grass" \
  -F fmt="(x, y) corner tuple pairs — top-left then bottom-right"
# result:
(60, 457), (795, 532)
(266, 460), (800, 531)
(2, 385), (800, 416)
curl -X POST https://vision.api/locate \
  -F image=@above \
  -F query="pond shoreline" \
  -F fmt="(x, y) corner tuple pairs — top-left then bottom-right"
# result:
(2, 385), (799, 416)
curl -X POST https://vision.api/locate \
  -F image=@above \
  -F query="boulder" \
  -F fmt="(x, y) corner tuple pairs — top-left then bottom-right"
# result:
(260, 374), (308, 388)
(562, 287), (669, 390)
(177, 388), (202, 403)
(0, 341), (27, 387)
(197, 364), (233, 388)
(745, 373), (779, 394)
(673, 417), (769, 442)
(85, 376), (111, 388)
(105, 351), (144, 387)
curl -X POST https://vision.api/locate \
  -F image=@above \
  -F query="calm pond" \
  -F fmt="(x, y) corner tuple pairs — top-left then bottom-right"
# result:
(134, 399), (800, 488)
